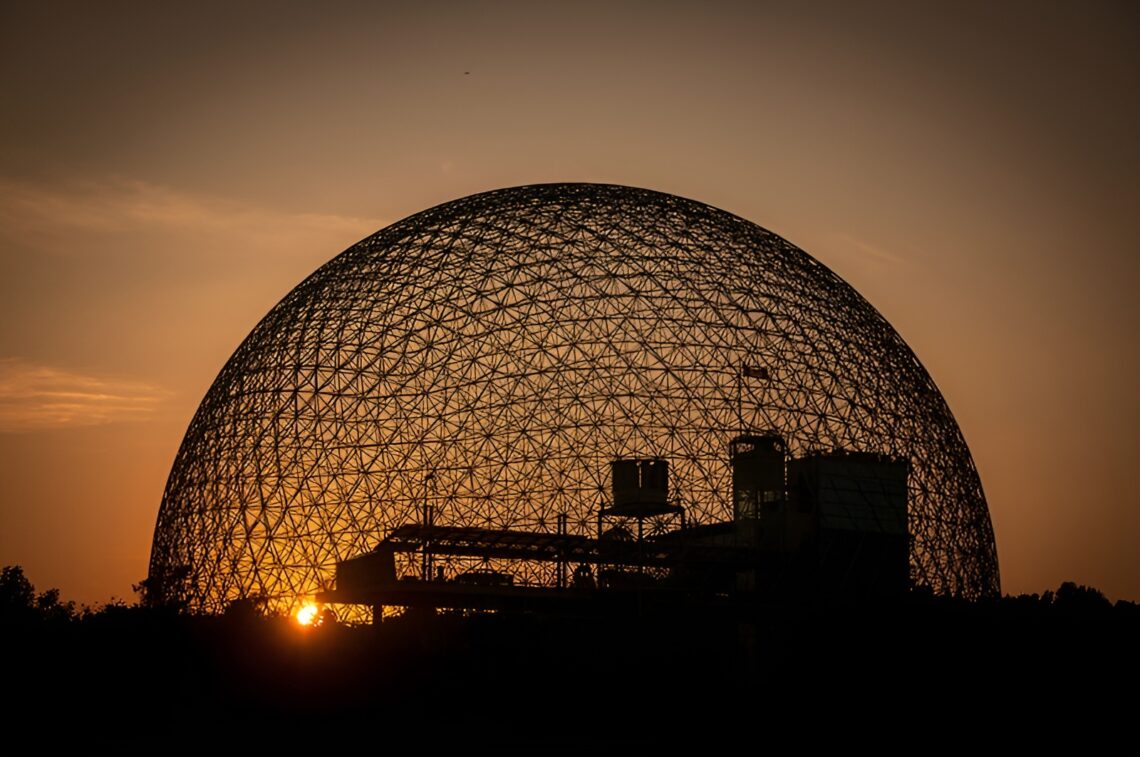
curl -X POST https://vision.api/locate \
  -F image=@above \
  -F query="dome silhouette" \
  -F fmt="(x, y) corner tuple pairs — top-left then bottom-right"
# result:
(149, 183), (999, 613)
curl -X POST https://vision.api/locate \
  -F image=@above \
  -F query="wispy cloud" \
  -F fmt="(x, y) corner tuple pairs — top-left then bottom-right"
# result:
(0, 177), (382, 255)
(0, 358), (169, 432)
(831, 234), (911, 267)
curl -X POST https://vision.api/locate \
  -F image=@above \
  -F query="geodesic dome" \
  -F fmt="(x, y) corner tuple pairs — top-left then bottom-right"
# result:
(149, 183), (999, 612)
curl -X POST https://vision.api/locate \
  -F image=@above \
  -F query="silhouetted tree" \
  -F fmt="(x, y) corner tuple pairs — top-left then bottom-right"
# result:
(0, 565), (75, 625)
(222, 596), (268, 626)
(34, 587), (76, 623)
(1114, 598), (1140, 618)
(1053, 581), (1112, 612)
(132, 565), (191, 612)
(0, 565), (35, 620)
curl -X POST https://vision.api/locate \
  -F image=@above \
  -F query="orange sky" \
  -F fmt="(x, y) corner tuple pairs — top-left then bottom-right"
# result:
(1, 1), (1137, 605)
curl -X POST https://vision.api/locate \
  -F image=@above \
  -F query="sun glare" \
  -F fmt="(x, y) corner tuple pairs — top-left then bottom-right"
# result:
(295, 602), (319, 626)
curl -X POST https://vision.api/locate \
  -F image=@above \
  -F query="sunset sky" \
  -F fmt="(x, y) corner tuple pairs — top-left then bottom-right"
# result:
(1, 1), (1137, 605)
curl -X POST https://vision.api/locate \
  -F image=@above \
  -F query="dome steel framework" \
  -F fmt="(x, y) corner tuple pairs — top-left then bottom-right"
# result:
(149, 183), (999, 613)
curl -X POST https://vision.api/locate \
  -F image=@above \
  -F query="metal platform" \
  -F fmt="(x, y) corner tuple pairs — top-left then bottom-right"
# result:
(317, 522), (767, 614)
(378, 523), (761, 569)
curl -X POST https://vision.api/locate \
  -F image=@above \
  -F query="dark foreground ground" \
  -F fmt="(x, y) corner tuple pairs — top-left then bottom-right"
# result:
(4, 588), (1138, 749)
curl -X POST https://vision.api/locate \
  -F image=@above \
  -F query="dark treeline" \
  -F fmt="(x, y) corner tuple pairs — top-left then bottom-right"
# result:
(3, 565), (1137, 748)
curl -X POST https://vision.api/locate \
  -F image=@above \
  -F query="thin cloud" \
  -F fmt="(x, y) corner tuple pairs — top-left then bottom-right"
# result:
(0, 358), (169, 432)
(0, 177), (382, 254)
(832, 234), (911, 267)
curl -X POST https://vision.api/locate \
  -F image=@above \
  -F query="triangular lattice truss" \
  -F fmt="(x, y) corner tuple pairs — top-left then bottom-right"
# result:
(149, 184), (1000, 614)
